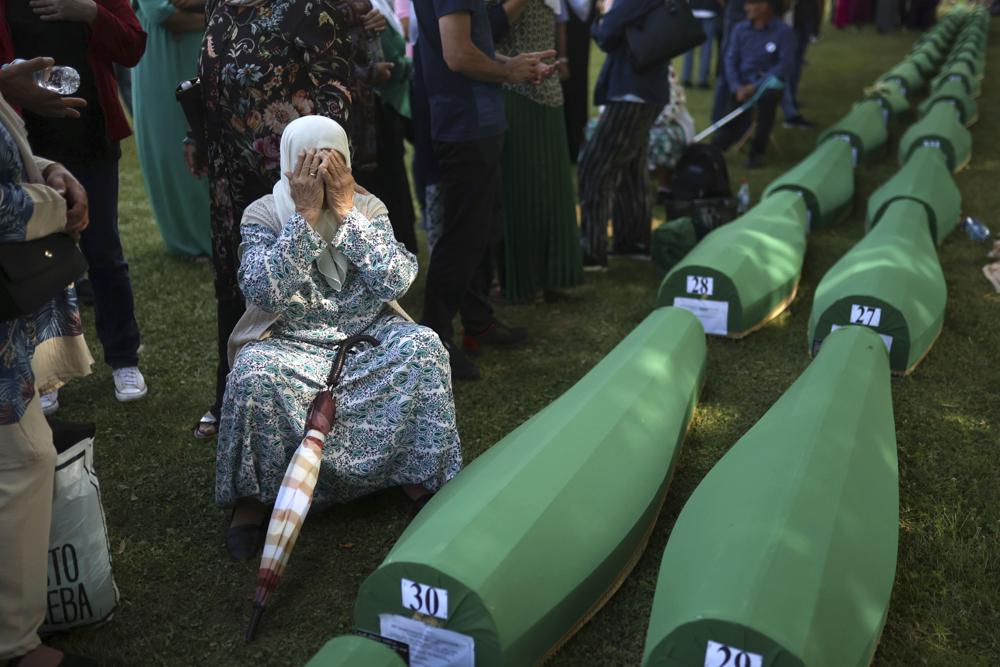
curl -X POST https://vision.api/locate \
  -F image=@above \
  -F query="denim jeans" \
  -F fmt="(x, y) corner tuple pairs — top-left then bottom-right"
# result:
(682, 15), (719, 85)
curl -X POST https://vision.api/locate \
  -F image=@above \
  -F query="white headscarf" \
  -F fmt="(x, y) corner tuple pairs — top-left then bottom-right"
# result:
(273, 115), (351, 292)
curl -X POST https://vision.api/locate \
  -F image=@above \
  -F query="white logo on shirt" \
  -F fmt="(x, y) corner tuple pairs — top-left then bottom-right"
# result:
(765, 41), (777, 53)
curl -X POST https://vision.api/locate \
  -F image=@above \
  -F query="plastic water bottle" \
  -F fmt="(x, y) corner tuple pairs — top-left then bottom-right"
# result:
(737, 178), (751, 214)
(2, 59), (80, 95)
(961, 216), (991, 241)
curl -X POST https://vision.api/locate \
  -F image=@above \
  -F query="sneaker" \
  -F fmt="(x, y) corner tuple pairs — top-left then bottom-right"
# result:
(441, 340), (481, 381)
(40, 389), (59, 416)
(462, 320), (528, 354)
(112, 366), (148, 402)
(783, 115), (818, 129)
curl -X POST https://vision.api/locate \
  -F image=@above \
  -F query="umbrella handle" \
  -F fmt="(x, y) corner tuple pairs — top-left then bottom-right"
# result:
(326, 334), (380, 389)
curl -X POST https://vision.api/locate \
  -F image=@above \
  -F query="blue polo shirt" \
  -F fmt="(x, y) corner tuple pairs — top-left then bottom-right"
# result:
(412, 0), (507, 143)
(724, 17), (797, 94)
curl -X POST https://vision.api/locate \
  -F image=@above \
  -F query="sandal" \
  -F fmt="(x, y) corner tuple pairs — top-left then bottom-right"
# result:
(193, 410), (218, 439)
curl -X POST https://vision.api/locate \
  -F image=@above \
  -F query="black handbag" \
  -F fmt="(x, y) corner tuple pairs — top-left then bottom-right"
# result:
(626, 0), (706, 72)
(0, 233), (88, 321)
(175, 77), (206, 144)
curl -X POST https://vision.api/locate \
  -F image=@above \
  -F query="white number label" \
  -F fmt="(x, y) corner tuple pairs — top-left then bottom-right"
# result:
(704, 640), (763, 667)
(923, 138), (942, 148)
(686, 275), (714, 296)
(401, 579), (448, 619)
(850, 304), (882, 327)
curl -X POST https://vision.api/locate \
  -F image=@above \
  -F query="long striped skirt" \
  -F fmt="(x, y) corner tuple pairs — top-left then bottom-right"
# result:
(501, 92), (583, 302)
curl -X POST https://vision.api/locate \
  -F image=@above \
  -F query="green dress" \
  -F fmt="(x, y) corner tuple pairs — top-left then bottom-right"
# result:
(133, 0), (212, 257)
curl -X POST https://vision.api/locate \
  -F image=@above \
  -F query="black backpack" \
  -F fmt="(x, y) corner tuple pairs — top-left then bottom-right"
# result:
(670, 143), (732, 200)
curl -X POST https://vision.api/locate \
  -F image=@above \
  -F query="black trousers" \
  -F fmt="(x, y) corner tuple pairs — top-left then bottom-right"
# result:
(562, 11), (593, 162)
(420, 135), (503, 342)
(712, 88), (783, 157)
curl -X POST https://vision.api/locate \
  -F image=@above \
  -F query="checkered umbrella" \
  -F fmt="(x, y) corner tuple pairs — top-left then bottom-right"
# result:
(246, 334), (380, 642)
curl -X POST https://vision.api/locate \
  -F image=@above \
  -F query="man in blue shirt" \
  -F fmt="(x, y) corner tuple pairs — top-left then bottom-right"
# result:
(412, 0), (555, 380)
(712, 0), (796, 168)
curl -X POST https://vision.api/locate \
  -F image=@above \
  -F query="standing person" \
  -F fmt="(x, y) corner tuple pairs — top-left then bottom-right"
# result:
(681, 0), (721, 89)
(133, 0), (212, 257)
(577, 0), (670, 270)
(711, 0), (795, 168)
(710, 0), (751, 121)
(189, 0), (355, 439)
(781, 0), (819, 129)
(561, 1), (592, 161)
(5, 0), (150, 405)
(489, 0), (582, 303)
(410, 0), (555, 380)
(340, 0), (389, 174)
(0, 58), (94, 667)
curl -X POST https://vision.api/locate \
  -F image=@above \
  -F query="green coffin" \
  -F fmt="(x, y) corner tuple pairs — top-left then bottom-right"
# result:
(355, 307), (706, 667)
(818, 99), (888, 164)
(864, 79), (911, 121)
(304, 636), (407, 667)
(898, 100), (971, 172)
(867, 145), (960, 245)
(919, 78), (978, 126)
(946, 50), (984, 78)
(656, 191), (807, 337)
(763, 139), (854, 229)
(905, 51), (936, 77)
(877, 62), (924, 96)
(931, 62), (980, 97)
(910, 40), (943, 65)
(809, 199), (946, 374)
(642, 324), (897, 667)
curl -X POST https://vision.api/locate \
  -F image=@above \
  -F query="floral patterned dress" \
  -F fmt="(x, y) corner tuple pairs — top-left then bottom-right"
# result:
(216, 196), (462, 507)
(198, 0), (355, 302)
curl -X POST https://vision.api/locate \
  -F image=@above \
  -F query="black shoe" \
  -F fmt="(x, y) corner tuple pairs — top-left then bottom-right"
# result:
(226, 521), (266, 561)
(582, 253), (608, 272)
(442, 340), (481, 380)
(744, 154), (765, 169)
(783, 115), (817, 129)
(462, 320), (527, 354)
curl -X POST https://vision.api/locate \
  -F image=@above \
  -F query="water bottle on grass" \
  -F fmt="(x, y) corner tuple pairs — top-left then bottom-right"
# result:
(961, 216), (991, 241)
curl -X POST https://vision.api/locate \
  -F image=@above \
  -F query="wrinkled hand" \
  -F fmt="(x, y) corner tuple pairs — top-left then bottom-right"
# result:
(504, 50), (557, 84)
(736, 84), (756, 103)
(184, 141), (208, 178)
(321, 152), (355, 220)
(374, 62), (394, 84)
(0, 58), (86, 118)
(288, 149), (326, 226)
(29, 0), (98, 23)
(44, 163), (89, 241)
(363, 8), (386, 32)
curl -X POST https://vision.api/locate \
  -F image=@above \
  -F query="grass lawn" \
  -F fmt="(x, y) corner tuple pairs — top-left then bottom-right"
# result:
(50, 17), (999, 667)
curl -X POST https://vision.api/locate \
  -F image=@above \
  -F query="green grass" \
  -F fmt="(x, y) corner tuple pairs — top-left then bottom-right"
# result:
(51, 20), (999, 666)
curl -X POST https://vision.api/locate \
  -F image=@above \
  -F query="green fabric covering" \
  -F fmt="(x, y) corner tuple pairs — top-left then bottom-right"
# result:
(919, 78), (978, 126)
(355, 307), (707, 667)
(864, 80), (911, 122)
(867, 145), (960, 245)
(642, 325), (897, 667)
(910, 40), (943, 65)
(305, 636), (407, 667)
(906, 51), (936, 77)
(764, 139), (854, 230)
(931, 62), (980, 97)
(947, 50), (985, 77)
(656, 191), (808, 337)
(898, 100), (972, 172)
(877, 62), (924, 95)
(651, 217), (698, 273)
(817, 99), (888, 164)
(810, 199), (946, 374)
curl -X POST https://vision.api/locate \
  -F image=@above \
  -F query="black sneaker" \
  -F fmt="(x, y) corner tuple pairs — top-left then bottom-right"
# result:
(744, 154), (765, 169)
(462, 320), (527, 354)
(442, 340), (481, 380)
(783, 115), (818, 129)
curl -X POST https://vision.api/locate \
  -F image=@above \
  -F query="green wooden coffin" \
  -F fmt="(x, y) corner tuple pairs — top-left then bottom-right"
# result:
(656, 191), (808, 337)
(905, 51), (936, 77)
(642, 324), (897, 667)
(810, 199), (946, 374)
(946, 50), (984, 78)
(355, 307), (706, 667)
(867, 145), (960, 245)
(305, 636), (407, 667)
(920, 78), (978, 126)
(931, 61), (980, 97)
(910, 40), (943, 66)
(763, 139), (854, 230)
(898, 100), (971, 172)
(877, 61), (924, 96)
(864, 79), (911, 121)
(818, 99), (888, 165)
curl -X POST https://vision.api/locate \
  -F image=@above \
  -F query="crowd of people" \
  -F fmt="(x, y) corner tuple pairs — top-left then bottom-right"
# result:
(0, 0), (892, 663)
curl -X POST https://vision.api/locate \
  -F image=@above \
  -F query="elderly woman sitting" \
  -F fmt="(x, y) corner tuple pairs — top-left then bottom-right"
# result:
(218, 116), (462, 560)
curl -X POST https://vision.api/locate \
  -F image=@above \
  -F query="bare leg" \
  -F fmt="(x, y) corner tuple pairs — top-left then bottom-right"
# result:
(229, 497), (268, 528)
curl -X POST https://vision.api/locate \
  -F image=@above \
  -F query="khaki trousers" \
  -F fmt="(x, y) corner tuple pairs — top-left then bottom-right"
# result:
(0, 394), (55, 661)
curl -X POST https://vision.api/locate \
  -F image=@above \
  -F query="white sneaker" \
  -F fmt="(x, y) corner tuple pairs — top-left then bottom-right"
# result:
(112, 367), (148, 402)
(40, 389), (59, 415)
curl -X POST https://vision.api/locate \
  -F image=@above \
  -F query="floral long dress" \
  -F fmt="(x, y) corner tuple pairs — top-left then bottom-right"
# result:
(216, 197), (462, 507)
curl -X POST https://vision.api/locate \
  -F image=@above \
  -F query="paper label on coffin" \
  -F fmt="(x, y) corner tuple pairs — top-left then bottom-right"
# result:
(673, 297), (728, 335)
(831, 324), (892, 351)
(704, 640), (763, 667)
(379, 614), (474, 667)
(402, 579), (449, 619)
